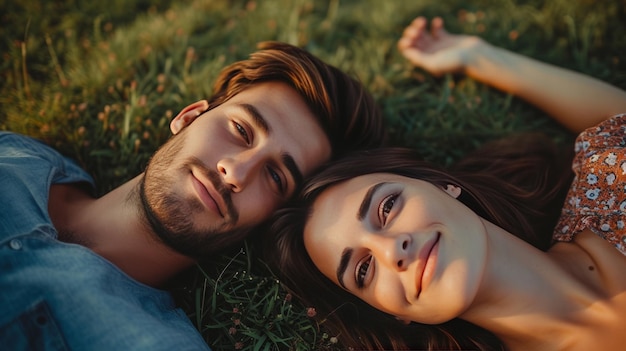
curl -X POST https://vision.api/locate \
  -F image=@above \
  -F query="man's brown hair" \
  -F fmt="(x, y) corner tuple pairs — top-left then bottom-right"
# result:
(207, 41), (386, 159)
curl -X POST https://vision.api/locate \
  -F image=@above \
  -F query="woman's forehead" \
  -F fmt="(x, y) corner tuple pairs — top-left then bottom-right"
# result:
(320, 173), (411, 195)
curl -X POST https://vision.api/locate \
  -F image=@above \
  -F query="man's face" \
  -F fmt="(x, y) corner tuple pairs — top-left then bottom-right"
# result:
(140, 81), (331, 257)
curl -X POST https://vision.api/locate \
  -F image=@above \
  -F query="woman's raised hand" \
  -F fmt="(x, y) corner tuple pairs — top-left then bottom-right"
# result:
(397, 16), (483, 77)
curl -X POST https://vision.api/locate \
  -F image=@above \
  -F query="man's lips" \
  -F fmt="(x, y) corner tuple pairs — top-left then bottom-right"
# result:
(191, 173), (225, 217)
(415, 232), (441, 298)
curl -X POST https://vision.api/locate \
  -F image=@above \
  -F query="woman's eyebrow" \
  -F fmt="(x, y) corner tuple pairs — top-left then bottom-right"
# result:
(357, 182), (387, 221)
(337, 248), (353, 289)
(336, 182), (388, 289)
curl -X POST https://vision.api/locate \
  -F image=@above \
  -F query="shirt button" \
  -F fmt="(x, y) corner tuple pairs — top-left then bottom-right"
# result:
(9, 239), (22, 250)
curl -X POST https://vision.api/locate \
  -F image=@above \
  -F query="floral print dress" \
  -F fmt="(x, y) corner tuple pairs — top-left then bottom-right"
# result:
(553, 114), (626, 255)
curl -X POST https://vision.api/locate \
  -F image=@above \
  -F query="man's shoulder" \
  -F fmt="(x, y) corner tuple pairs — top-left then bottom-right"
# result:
(0, 131), (58, 157)
(0, 131), (93, 185)
(0, 239), (212, 351)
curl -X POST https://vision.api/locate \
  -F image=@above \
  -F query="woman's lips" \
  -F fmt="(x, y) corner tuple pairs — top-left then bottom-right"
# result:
(416, 232), (441, 298)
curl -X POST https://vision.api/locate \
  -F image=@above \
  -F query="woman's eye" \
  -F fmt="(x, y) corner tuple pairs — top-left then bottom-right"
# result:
(234, 122), (250, 144)
(267, 166), (285, 194)
(378, 193), (398, 226)
(356, 255), (372, 288)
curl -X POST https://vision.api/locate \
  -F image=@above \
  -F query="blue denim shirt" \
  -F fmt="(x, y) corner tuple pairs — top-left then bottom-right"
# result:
(0, 132), (211, 351)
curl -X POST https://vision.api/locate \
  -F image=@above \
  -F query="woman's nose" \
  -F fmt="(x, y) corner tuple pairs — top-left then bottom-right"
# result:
(368, 234), (411, 271)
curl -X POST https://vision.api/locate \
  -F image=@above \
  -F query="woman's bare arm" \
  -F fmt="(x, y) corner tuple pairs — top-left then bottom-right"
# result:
(398, 17), (626, 133)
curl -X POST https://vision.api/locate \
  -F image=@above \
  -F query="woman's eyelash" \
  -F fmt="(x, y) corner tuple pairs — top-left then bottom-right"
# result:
(378, 193), (399, 225)
(356, 255), (372, 288)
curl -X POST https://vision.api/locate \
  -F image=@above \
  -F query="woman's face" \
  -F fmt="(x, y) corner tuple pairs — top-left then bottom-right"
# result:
(303, 173), (490, 324)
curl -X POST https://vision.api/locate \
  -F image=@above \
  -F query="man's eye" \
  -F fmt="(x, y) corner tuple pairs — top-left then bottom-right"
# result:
(378, 193), (398, 226)
(267, 166), (285, 194)
(356, 255), (372, 288)
(234, 122), (250, 144)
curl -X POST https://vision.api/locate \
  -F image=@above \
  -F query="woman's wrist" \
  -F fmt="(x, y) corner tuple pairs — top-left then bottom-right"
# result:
(461, 36), (492, 76)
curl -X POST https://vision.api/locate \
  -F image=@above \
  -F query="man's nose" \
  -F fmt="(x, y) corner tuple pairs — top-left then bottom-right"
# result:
(367, 234), (411, 271)
(217, 151), (261, 192)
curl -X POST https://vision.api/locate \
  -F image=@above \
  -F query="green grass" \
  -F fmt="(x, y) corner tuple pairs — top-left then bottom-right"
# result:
(2, 0), (625, 349)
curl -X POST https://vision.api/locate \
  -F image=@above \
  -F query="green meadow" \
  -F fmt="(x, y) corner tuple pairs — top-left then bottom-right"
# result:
(2, 0), (624, 349)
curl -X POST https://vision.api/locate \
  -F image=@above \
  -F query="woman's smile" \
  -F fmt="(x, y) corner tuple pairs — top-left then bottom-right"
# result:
(304, 173), (489, 324)
(416, 231), (441, 298)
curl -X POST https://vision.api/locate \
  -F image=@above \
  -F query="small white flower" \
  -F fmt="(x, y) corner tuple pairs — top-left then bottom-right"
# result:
(585, 189), (600, 200)
(606, 196), (616, 208)
(586, 174), (598, 185)
(578, 140), (590, 151)
(606, 173), (616, 185)
(604, 153), (617, 166)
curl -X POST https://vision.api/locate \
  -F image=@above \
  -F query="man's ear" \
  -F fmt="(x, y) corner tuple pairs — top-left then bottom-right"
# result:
(443, 184), (462, 199)
(170, 100), (210, 134)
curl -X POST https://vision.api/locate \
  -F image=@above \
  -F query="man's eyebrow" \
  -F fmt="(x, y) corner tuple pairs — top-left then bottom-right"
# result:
(282, 154), (303, 189)
(357, 182), (387, 221)
(337, 247), (353, 290)
(239, 103), (269, 134)
(238, 103), (303, 189)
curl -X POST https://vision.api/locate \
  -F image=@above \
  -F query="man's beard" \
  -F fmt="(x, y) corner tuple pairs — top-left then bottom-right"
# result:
(137, 133), (248, 259)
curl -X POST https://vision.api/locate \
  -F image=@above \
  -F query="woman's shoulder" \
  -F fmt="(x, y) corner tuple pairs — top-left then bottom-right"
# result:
(575, 113), (626, 152)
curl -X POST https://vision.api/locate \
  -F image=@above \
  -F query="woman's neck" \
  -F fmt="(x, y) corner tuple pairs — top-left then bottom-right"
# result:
(462, 222), (626, 350)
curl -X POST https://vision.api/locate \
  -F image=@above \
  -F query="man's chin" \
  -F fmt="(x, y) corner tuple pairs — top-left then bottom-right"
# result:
(153, 223), (248, 258)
